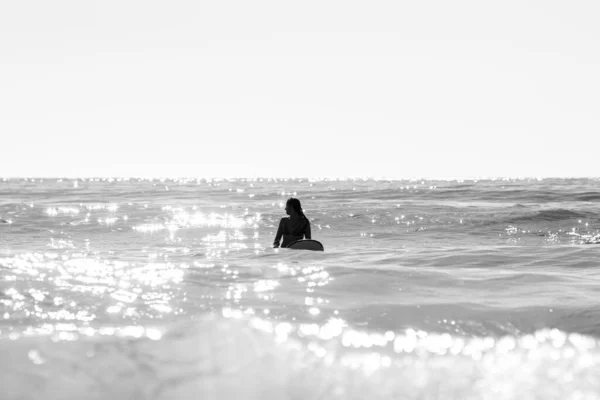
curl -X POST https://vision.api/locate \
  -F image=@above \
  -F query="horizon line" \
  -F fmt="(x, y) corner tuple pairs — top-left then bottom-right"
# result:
(1, 175), (598, 181)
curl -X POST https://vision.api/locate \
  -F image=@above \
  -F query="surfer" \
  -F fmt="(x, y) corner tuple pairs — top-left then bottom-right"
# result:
(273, 198), (311, 248)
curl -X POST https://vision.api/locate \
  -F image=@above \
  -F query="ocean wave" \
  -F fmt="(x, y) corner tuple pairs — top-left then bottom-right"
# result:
(505, 209), (592, 223)
(574, 192), (600, 202)
(315, 186), (600, 206)
(1, 315), (600, 400)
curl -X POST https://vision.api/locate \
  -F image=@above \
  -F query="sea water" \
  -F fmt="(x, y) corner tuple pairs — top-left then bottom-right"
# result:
(1, 177), (600, 399)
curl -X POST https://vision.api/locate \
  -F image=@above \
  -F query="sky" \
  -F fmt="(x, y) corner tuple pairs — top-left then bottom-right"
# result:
(1, 0), (599, 179)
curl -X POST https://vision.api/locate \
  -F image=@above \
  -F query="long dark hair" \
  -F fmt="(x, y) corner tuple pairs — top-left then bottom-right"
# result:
(287, 197), (308, 221)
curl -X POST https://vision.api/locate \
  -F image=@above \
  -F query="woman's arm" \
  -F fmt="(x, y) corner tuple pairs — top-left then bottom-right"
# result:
(273, 218), (284, 247)
(304, 220), (311, 240)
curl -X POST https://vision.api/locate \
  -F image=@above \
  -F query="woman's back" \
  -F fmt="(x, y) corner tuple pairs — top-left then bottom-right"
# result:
(283, 217), (309, 237)
(273, 198), (312, 248)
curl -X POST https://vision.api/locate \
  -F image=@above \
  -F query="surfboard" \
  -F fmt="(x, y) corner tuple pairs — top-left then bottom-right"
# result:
(286, 239), (324, 251)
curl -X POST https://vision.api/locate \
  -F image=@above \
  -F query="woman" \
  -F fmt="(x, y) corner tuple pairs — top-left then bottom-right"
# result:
(273, 198), (311, 248)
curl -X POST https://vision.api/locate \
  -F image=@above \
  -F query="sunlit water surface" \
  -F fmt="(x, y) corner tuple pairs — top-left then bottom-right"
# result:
(1, 177), (600, 399)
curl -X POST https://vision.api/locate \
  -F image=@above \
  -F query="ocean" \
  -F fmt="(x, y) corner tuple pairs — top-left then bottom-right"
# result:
(1, 177), (599, 399)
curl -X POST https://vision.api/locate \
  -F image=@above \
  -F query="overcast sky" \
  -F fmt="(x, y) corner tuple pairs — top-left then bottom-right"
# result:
(1, 0), (598, 178)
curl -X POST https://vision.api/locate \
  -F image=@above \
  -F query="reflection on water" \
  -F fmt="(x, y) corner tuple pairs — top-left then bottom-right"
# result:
(0, 252), (187, 333)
